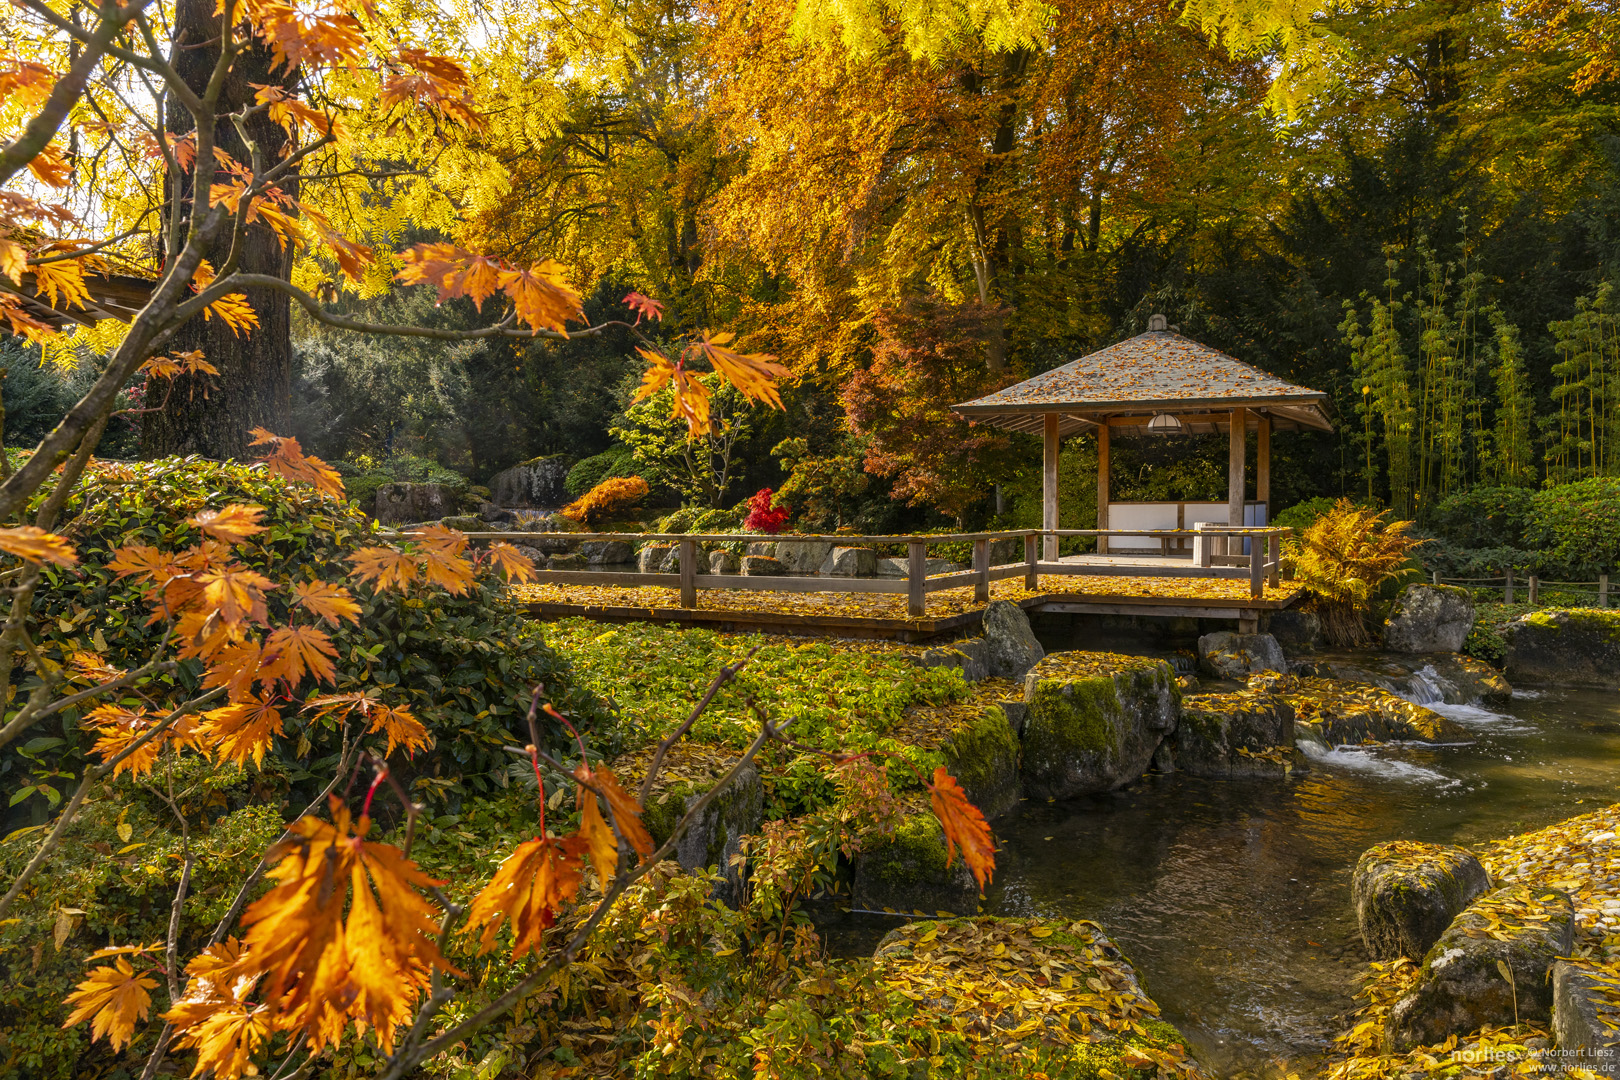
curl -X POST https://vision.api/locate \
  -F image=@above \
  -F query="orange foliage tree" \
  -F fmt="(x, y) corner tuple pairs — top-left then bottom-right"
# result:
(0, 5), (996, 1077)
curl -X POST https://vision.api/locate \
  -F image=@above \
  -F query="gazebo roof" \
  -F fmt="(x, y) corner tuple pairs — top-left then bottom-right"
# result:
(953, 329), (1333, 437)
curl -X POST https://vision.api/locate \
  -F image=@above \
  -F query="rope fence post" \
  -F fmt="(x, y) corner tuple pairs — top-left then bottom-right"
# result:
(1602, 573), (1610, 609)
(1432, 570), (1440, 585)
(1505, 569), (1514, 605)
(1528, 573), (1539, 607)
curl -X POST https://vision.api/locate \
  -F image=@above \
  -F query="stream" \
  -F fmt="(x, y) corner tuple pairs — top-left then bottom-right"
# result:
(980, 687), (1620, 1077)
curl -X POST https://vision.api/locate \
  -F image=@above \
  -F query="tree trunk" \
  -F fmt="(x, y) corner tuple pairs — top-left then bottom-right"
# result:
(141, 0), (297, 460)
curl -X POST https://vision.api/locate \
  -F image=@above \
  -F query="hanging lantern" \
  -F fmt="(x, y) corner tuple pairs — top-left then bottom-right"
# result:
(1147, 413), (1183, 434)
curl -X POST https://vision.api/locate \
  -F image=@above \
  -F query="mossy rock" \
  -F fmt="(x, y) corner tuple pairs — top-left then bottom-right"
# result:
(852, 811), (980, 916)
(890, 679), (1024, 819)
(1019, 652), (1180, 800)
(1351, 840), (1491, 961)
(622, 748), (763, 903)
(1165, 690), (1300, 779)
(872, 916), (1200, 1079)
(1294, 652), (1512, 708)
(1505, 608), (1620, 689)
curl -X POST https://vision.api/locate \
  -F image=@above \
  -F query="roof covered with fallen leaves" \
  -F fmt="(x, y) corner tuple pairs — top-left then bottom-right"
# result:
(953, 331), (1333, 437)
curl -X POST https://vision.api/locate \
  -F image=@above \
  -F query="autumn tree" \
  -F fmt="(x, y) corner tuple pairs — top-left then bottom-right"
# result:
(0, 1), (1005, 1076)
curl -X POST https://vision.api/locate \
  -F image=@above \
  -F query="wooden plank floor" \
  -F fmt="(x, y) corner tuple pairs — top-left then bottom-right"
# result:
(514, 575), (1306, 642)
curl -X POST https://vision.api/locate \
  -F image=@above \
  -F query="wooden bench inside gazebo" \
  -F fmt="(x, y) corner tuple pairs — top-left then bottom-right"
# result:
(952, 314), (1333, 562)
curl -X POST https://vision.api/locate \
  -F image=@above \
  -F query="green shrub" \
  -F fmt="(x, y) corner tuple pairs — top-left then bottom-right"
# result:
(1526, 477), (1620, 576)
(565, 446), (638, 498)
(1430, 486), (1535, 548)
(1272, 496), (1337, 533)
(19, 458), (604, 799)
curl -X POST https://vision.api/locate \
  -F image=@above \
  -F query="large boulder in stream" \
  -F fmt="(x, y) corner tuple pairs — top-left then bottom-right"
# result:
(1553, 959), (1620, 1077)
(1293, 652), (1511, 709)
(871, 917), (1200, 1073)
(1161, 689), (1300, 779)
(1196, 631), (1286, 679)
(984, 600), (1045, 679)
(1387, 884), (1576, 1050)
(1383, 583), (1476, 654)
(1505, 610), (1620, 689)
(1351, 841), (1492, 961)
(1019, 652), (1180, 800)
(1253, 674), (1471, 745)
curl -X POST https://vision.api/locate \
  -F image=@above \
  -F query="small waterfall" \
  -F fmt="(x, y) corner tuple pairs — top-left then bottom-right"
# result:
(1401, 665), (1450, 706)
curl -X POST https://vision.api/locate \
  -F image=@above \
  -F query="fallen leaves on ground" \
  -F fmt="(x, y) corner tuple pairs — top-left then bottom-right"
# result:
(873, 918), (1204, 1077)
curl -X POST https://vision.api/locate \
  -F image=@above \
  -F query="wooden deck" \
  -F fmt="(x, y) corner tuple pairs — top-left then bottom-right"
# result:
(514, 573), (1306, 642)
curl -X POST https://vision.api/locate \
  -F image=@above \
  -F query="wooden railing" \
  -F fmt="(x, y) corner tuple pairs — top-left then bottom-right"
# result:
(390, 527), (1290, 617)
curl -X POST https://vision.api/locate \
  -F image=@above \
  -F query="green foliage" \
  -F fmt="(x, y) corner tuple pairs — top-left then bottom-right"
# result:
(1525, 477), (1620, 576)
(613, 375), (769, 509)
(542, 620), (967, 814)
(1430, 486), (1535, 549)
(1273, 497), (1338, 533)
(565, 445), (639, 498)
(771, 435), (871, 530)
(19, 458), (604, 793)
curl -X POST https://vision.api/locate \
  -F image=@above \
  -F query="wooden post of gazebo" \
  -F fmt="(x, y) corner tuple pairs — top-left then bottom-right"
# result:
(1042, 414), (1060, 562)
(1228, 406), (1247, 528)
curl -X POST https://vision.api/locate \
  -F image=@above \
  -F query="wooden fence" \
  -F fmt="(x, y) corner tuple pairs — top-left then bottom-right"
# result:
(391, 526), (1291, 617)
(1433, 570), (1612, 608)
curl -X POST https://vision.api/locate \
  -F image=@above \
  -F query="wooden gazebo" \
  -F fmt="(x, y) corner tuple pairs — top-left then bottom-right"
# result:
(953, 315), (1332, 559)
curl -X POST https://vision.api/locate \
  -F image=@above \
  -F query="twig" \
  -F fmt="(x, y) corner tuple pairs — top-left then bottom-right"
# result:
(637, 647), (757, 804)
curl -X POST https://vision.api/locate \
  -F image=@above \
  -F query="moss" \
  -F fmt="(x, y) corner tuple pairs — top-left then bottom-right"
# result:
(940, 705), (1019, 809)
(1564, 608), (1620, 641)
(868, 814), (952, 888)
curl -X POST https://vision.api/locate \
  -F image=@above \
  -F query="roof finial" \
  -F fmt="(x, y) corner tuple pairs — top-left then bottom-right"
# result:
(1148, 313), (1168, 332)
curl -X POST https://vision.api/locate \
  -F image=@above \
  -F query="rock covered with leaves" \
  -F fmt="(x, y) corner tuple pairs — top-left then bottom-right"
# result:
(872, 917), (1202, 1078)
(1383, 584), (1476, 654)
(1254, 673), (1470, 746)
(1505, 609), (1620, 688)
(1352, 841), (1492, 961)
(1386, 884), (1576, 1049)
(1294, 651), (1512, 709)
(1019, 652), (1179, 800)
(1551, 959), (1620, 1075)
(1165, 689), (1300, 779)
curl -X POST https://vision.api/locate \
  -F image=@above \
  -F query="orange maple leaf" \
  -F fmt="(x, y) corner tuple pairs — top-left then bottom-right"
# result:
(348, 546), (417, 590)
(84, 704), (177, 779)
(0, 526), (77, 567)
(498, 261), (583, 334)
(291, 580), (361, 625)
(60, 957), (157, 1052)
(247, 428), (344, 498)
(928, 766), (995, 891)
(106, 544), (176, 583)
(694, 331), (789, 411)
(197, 696), (284, 768)
(236, 797), (452, 1052)
(303, 693), (430, 756)
(189, 503), (267, 545)
(576, 763), (653, 859)
(577, 789), (618, 887)
(259, 625), (338, 687)
(484, 541), (537, 583)
(198, 566), (275, 627)
(462, 835), (585, 959)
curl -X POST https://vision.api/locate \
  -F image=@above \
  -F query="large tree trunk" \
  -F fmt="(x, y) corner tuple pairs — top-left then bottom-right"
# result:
(141, 0), (297, 460)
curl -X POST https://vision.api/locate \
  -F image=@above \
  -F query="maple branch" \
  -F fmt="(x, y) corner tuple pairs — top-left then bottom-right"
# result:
(376, 712), (792, 1080)
(0, 659), (179, 754)
(637, 647), (757, 804)
(225, 274), (633, 342)
(0, 687), (223, 921)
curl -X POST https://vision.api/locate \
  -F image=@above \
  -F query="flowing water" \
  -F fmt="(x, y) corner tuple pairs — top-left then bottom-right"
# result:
(979, 688), (1620, 1077)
